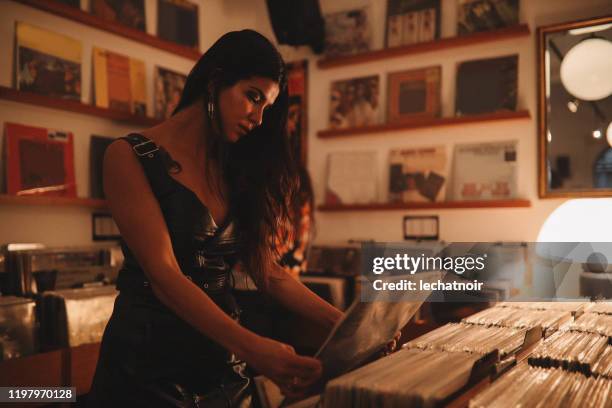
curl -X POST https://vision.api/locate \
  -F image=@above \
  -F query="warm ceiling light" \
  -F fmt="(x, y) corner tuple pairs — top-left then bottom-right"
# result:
(607, 122), (612, 147)
(560, 38), (612, 101)
(567, 99), (579, 112)
(593, 129), (602, 139)
(569, 23), (612, 36)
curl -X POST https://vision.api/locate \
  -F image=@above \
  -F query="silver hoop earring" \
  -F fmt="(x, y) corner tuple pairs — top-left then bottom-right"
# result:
(207, 101), (215, 120)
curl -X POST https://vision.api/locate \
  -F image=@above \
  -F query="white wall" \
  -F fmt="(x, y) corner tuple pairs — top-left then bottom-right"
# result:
(0, 0), (610, 246)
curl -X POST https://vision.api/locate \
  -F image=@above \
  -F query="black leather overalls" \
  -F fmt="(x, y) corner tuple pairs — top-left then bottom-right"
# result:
(88, 134), (248, 407)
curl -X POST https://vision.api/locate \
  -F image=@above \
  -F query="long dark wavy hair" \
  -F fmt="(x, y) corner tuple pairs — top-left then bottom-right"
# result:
(173, 30), (299, 290)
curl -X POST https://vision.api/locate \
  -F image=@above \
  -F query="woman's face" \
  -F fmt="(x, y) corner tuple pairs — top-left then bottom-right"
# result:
(217, 76), (280, 142)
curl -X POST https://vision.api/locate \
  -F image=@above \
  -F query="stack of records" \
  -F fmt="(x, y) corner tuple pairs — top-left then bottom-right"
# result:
(470, 364), (612, 407)
(592, 345), (612, 378)
(38, 285), (117, 349)
(497, 301), (590, 314)
(404, 323), (526, 357)
(570, 313), (612, 337)
(590, 302), (612, 315)
(462, 306), (572, 334)
(324, 348), (481, 408)
(0, 296), (37, 360)
(528, 330), (609, 374)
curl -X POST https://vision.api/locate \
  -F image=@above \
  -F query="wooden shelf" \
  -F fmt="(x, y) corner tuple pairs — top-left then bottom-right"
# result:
(318, 24), (531, 69)
(0, 194), (107, 209)
(0, 86), (161, 127)
(13, 0), (201, 60)
(318, 200), (532, 212)
(318, 110), (531, 139)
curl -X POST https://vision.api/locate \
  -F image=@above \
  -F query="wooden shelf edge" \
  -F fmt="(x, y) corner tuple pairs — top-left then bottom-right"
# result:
(0, 194), (107, 209)
(318, 110), (531, 139)
(0, 86), (161, 127)
(318, 24), (531, 69)
(13, 0), (201, 61)
(318, 199), (532, 212)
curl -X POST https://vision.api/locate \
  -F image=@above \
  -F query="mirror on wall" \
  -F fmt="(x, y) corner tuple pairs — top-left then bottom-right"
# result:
(538, 16), (612, 198)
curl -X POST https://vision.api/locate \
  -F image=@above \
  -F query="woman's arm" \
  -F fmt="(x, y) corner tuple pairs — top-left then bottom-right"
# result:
(267, 262), (344, 331)
(104, 140), (320, 389)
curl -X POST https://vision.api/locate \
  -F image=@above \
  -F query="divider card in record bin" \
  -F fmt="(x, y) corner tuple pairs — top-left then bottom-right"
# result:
(389, 145), (448, 203)
(5, 122), (76, 197)
(325, 151), (379, 205)
(450, 140), (518, 201)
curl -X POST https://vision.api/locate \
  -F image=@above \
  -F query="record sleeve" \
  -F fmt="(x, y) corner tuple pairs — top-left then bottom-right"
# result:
(450, 140), (518, 201)
(157, 0), (199, 49)
(329, 75), (380, 129)
(91, 0), (146, 31)
(455, 55), (518, 115)
(93, 47), (147, 115)
(385, 0), (440, 48)
(5, 122), (76, 197)
(325, 151), (378, 205)
(154, 66), (187, 120)
(15, 22), (81, 101)
(324, 7), (372, 57)
(389, 145), (448, 202)
(457, 0), (519, 36)
(387, 66), (441, 124)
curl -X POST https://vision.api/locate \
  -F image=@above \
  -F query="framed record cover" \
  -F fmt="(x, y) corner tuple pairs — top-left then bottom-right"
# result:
(5, 122), (76, 197)
(91, 0), (146, 31)
(387, 66), (441, 124)
(455, 55), (518, 116)
(154, 66), (187, 120)
(286, 60), (308, 165)
(325, 151), (378, 205)
(157, 0), (199, 49)
(15, 22), (81, 101)
(457, 0), (519, 36)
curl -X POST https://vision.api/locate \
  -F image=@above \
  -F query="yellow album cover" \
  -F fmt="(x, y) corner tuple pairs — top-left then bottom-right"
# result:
(93, 47), (145, 114)
(16, 22), (82, 100)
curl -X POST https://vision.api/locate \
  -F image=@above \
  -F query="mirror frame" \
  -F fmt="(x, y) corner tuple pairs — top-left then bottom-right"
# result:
(537, 15), (612, 198)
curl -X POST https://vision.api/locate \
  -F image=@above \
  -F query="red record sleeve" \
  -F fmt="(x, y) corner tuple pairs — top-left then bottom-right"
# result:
(5, 122), (77, 197)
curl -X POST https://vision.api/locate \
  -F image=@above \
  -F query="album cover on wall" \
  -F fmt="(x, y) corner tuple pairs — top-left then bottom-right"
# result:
(324, 7), (372, 57)
(326, 151), (378, 205)
(93, 47), (147, 115)
(55, 0), (80, 7)
(154, 66), (186, 120)
(329, 75), (380, 129)
(458, 0), (519, 36)
(451, 141), (518, 200)
(91, 0), (146, 31)
(385, 0), (440, 48)
(387, 66), (441, 124)
(5, 122), (76, 197)
(157, 0), (199, 49)
(286, 60), (308, 165)
(89, 135), (115, 199)
(15, 22), (81, 101)
(389, 146), (447, 202)
(455, 55), (518, 116)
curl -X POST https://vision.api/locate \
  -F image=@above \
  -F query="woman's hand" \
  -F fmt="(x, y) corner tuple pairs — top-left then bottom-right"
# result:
(384, 331), (402, 356)
(240, 336), (322, 397)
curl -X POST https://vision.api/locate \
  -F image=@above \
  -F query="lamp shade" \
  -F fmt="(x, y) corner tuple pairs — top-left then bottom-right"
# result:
(560, 38), (612, 101)
(537, 198), (612, 242)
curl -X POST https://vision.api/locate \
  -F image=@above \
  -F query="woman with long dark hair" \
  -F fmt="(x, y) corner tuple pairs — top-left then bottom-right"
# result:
(88, 30), (343, 406)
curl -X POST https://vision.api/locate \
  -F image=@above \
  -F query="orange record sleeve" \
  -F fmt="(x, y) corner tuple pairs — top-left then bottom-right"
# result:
(5, 122), (77, 197)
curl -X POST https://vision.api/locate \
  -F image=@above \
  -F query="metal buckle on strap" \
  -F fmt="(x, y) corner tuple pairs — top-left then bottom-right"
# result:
(133, 140), (159, 157)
